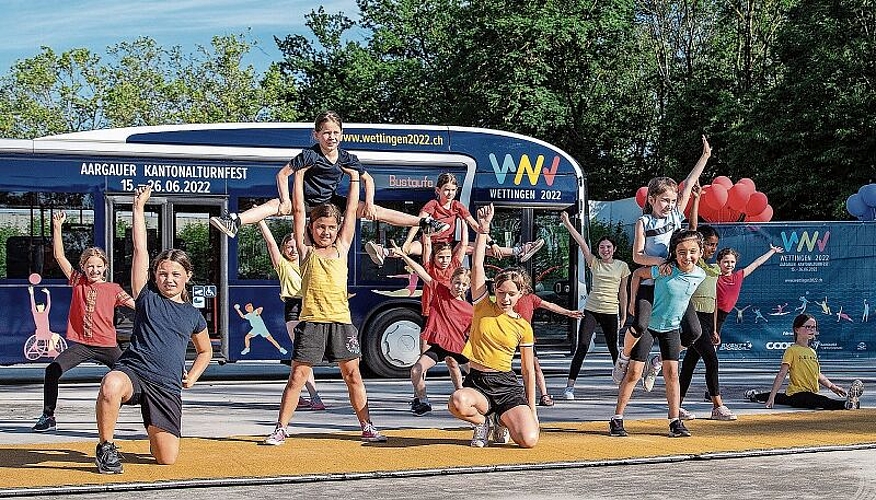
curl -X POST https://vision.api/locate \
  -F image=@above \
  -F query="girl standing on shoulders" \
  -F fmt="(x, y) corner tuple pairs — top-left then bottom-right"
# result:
(263, 164), (386, 446)
(94, 186), (212, 474)
(32, 212), (135, 433)
(746, 314), (863, 410)
(448, 204), (539, 449)
(257, 219), (324, 410)
(560, 211), (630, 399)
(611, 230), (706, 438)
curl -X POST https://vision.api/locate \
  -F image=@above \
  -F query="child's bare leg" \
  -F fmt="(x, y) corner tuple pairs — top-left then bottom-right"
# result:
(411, 355), (437, 398)
(614, 361), (645, 415)
(239, 199), (282, 225)
(534, 357), (549, 400)
(357, 202), (419, 226)
(338, 358), (371, 423)
(663, 360), (681, 419)
(445, 357), (464, 390)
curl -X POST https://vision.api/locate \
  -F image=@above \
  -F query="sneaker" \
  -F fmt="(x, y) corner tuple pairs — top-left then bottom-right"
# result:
(562, 386), (575, 400)
(411, 398), (432, 417)
(678, 407), (697, 420)
(32, 414), (57, 432)
(364, 241), (386, 266)
(518, 238), (545, 263)
(491, 414), (510, 445)
(361, 422), (388, 442)
(710, 405), (737, 421)
(240, 347), (250, 355)
(278, 347), (288, 355)
(263, 425), (288, 445)
(209, 213), (240, 238)
(846, 380), (864, 410)
(744, 389), (759, 403)
(612, 355), (630, 385)
(668, 419), (691, 438)
(419, 216), (450, 235)
(296, 397), (312, 410)
(609, 417), (628, 437)
(471, 418), (491, 447)
(309, 399), (326, 411)
(95, 441), (123, 474)
(642, 355), (662, 392)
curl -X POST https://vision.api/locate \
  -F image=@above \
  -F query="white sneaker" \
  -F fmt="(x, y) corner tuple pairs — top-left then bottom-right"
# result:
(364, 241), (386, 266)
(678, 407), (697, 420)
(642, 355), (662, 392)
(846, 380), (864, 410)
(745, 389), (759, 402)
(612, 355), (630, 385)
(471, 418), (491, 448)
(562, 386), (575, 400)
(710, 405), (737, 421)
(263, 425), (288, 445)
(518, 238), (545, 263)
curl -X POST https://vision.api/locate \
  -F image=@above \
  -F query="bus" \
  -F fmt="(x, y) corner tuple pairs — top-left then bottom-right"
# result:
(0, 123), (587, 377)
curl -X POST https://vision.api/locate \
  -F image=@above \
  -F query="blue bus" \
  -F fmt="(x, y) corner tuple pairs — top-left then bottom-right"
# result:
(0, 123), (587, 377)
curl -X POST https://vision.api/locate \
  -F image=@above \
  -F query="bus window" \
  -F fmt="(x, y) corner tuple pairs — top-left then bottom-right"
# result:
(357, 200), (424, 283)
(531, 209), (574, 344)
(236, 197), (280, 280)
(0, 192), (94, 280)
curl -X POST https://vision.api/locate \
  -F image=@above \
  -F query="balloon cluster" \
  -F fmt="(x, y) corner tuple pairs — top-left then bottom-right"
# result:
(846, 184), (876, 221)
(635, 176), (773, 223)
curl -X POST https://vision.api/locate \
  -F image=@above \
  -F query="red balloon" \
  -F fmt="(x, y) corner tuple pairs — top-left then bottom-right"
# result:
(712, 176), (733, 189)
(727, 183), (753, 211)
(747, 205), (773, 222)
(704, 183), (728, 211)
(745, 191), (768, 216)
(737, 177), (756, 190)
(635, 186), (648, 208)
(697, 199), (714, 221)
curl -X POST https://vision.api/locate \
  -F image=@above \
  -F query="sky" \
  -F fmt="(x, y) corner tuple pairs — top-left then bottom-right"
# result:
(0, 0), (361, 74)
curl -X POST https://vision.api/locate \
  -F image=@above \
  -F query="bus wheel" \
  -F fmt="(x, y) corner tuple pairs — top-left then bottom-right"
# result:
(362, 308), (423, 378)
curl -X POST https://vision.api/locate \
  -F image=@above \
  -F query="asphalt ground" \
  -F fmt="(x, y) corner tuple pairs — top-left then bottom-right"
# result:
(1, 351), (874, 496)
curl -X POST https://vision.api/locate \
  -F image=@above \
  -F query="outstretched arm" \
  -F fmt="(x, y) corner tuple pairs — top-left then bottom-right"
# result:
(470, 204), (493, 302)
(742, 244), (784, 278)
(388, 241), (433, 284)
(232, 304), (246, 319)
(258, 220), (283, 269)
(538, 299), (584, 319)
(51, 212), (74, 279)
(131, 186), (151, 298)
(560, 211), (593, 267)
(677, 135), (711, 211)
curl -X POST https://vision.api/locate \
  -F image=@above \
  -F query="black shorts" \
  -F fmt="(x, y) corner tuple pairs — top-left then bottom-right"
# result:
(463, 369), (528, 418)
(629, 328), (682, 363)
(292, 322), (361, 364)
(305, 194), (350, 214)
(116, 366), (182, 438)
(284, 297), (302, 322)
(422, 344), (468, 365)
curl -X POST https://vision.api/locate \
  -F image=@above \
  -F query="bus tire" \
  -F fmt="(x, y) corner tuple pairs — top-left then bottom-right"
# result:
(362, 308), (423, 378)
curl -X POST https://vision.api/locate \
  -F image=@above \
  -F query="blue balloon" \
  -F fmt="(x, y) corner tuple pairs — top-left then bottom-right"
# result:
(861, 207), (876, 222)
(859, 183), (876, 208)
(847, 193), (868, 217)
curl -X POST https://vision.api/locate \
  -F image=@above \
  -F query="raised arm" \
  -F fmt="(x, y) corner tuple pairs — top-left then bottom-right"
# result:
(51, 211), (74, 279)
(687, 181), (701, 231)
(258, 220), (283, 269)
(232, 303), (246, 319)
(337, 166), (360, 249)
(470, 204), (493, 302)
(388, 241), (433, 284)
(131, 186), (152, 298)
(452, 216), (469, 263)
(292, 167), (310, 259)
(676, 135), (711, 211)
(742, 244), (784, 278)
(276, 162), (294, 215)
(560, 211), (593, 266)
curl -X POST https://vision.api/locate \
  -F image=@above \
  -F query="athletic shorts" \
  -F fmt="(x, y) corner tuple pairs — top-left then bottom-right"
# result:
(292, 322), (361, 364)
(422, 344), (468, 365)
(305, 194), (350, 214)
(116, 366), (183, 437)
(629, 327), (682, 363)
(463, 369), (528, 418)
(284, 297), (302, 322)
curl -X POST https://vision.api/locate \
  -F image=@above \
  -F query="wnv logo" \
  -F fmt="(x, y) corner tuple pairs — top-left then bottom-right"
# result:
(780, 231), (830, 252)
(489, 153), (560, 186)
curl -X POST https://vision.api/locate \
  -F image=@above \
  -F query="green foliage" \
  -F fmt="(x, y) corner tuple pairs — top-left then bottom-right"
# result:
(0, 224), (24, 278)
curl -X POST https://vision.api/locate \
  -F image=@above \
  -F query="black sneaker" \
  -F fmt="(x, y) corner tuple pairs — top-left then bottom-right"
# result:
(410, 398), (432, 417)
(95, 441), (124, 474)
(32, 414), (56, 432)
(419, 216), (450, 235)
(209, 213), (241, 238)
(609, 417), (628, 437)
(669, 419), (691, 438)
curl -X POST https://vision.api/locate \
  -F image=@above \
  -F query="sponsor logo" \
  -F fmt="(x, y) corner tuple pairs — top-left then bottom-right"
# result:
(765, 341), (794, 350)
(780, 230), (830, 253)
(489, 153), (560, 187)
(781, 330), (793, 336)
(857, 342), (868, 351)
(719, 341), (753, 351)
(815, 342), (843, 351)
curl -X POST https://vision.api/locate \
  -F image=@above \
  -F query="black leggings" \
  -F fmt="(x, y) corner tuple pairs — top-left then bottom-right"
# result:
(632, 284), (701, 347)
(679, 311), (720, 400)
(43, 342), (121, 416)
(753, 391), (846, 410)
(567, 311), (619, 381)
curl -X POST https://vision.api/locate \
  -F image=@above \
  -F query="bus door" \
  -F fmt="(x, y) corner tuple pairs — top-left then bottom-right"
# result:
(106, 195), (227, 358)
(488, 206), (576, 347)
